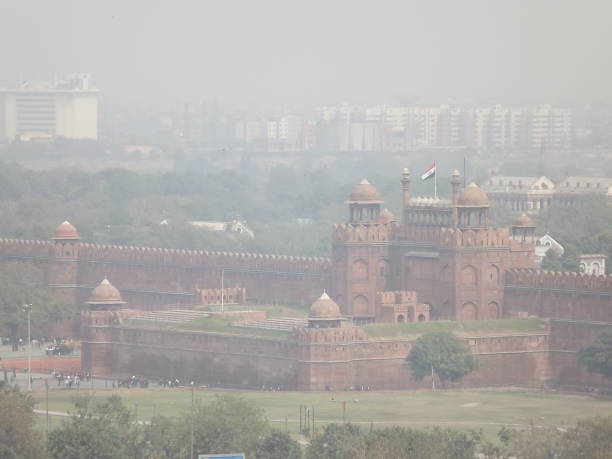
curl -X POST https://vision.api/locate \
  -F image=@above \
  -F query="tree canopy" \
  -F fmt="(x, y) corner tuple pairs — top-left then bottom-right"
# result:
(0, 384), (46, 459)
(407, 331), (479, 388)
(0, 262), (68, 344)
(578, 327), (612, 379)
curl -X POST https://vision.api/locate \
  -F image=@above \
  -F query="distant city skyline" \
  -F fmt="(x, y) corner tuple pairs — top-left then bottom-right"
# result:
(1, 1), (611, 109)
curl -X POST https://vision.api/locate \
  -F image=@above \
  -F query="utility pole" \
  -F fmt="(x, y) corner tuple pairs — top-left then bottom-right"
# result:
(431, 365), (436, 392)
(190, 381), (195, 459)
(221, 269), (224, 313)
(45, 378), (49, 437)
(23, 304), (32, 391)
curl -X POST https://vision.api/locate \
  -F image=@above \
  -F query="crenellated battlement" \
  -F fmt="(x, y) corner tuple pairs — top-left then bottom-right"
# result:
(332, 223), (393, 243)
(377, 290), (418, 305)
(0, 237), (51, 256)
(77, 242), (331, 272)
(392, 225), (511, 248)
(505, 268), (612, 291)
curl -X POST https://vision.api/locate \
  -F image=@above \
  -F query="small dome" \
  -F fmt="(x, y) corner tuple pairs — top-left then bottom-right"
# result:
(513, 213), (535, 227)
(87, 278), (125, 304)
(457, 183), (489, 206)
(348, 179), (383, 203)
(379, 208), (396, 224)
(52, 221), (80, 240)
(309, 292), (342, 319)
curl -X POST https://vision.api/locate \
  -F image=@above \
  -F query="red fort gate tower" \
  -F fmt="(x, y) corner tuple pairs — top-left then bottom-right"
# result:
(331, 170), (537, 321)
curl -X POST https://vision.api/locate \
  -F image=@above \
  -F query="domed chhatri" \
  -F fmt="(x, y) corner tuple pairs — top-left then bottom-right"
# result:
(513, 213), (536, 227)
(378, 208), (396, 224)
(348, 179), (383, 203)
(457, 182), (490, 207)
(52, 220), (80, 240)
(309, 291), (342, 319)
(86, 278), (125, 306)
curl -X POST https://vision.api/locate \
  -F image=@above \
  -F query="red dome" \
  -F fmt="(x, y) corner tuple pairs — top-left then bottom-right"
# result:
(86, 278), (125, 304)
(52, 221), (80, 240)
(348, 179), (383, 203)
(513, 213), (536, 227)
(457, 183), (489, 206)
(379, 208), (396, 224)
(309, 292), (342, 319)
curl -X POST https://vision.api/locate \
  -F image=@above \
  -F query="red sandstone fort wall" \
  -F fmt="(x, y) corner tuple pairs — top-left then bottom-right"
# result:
(82, 325), (300, 388)
(504, 269), (612, 321)
(548, 320), (612, 391)
(300, 332), (551, 390)
(81, 322), (552, 391)
(0, 236), (332, 308)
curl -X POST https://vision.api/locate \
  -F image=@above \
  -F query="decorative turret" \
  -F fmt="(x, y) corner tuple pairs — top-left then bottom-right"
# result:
(451, 170), (461, 228)
(379, 208), (397, 224)
(401, 168), (411, 224)
(85, 278), (126, 311)
(308, 291), (344, 328)
(456, 183), (490, 229)
(52, 221), (80, 240)
(51, 220), (80, 258)
(511, 213), (536, 243)
(347, 179), (384, 224)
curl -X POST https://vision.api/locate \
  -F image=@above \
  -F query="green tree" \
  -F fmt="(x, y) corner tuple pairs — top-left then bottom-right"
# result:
(173, 394), (270, 459)
(0, 384), (46, 459)
(0, 262), (67, 349)
(407, 331), (479, 388)
(48, 395), (143, 459)
(256, 430), (302, 459)
(578, 327), (612, 379)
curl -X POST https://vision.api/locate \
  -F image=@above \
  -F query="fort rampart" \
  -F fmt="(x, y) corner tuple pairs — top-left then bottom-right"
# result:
(504, 269), (612, 321)
(0, 237), (332, 307)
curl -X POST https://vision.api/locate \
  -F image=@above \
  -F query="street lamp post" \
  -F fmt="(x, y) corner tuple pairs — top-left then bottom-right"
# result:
(221, 269), (225, 313)
(23, 304), (32, 391)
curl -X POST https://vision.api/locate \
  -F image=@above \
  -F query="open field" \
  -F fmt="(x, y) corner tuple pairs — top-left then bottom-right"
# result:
(364, 318), (544, 338)
(31, 387), (612, 438)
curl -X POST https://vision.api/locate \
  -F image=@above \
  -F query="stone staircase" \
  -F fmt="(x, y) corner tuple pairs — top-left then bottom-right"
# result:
(237, 317), (308, 332)
(136, 309), (210, 324)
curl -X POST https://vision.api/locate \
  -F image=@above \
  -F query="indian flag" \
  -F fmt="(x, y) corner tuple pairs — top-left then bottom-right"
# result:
(421, 162), (436, 181)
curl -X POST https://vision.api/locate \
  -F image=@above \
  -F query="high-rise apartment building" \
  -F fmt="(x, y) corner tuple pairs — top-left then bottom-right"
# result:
(0, 74), (98, 142)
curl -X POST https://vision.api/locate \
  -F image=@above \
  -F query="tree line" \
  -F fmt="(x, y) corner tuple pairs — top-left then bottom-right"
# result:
(3, 388), (612, 459)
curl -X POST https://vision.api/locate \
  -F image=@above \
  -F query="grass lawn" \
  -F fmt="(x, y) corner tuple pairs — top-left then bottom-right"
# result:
(125, 316), (291, 338)
(364, 318), (544, 339)
(32, 387), (612, 439)
(200, 303), (308, 318)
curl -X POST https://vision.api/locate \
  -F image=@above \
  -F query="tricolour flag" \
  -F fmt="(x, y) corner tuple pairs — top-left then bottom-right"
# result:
(421, 162), (436, 181)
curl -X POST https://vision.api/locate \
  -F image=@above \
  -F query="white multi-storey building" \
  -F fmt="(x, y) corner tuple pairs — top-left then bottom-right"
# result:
(0, 74), (98, 142)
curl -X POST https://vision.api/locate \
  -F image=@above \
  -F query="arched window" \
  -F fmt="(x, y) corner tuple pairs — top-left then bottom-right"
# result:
(461, 265), (478, 287)
(488, 265), (500, 284)
(352, 259), (369, 281)
(352, 295), (369, 315)
(485, 301), (499, 320)
(460, 302), (477, 321)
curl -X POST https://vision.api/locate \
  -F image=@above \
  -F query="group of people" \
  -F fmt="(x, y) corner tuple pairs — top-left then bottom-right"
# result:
(113, 375), (150, 389)
(53, 371), (91, 388)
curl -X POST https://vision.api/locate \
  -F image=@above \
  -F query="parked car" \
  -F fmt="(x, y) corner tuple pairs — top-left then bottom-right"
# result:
(45, 344), (74, 356)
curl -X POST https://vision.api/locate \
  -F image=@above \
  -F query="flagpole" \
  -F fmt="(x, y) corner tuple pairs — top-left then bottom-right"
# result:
(434, 161), (437, 199)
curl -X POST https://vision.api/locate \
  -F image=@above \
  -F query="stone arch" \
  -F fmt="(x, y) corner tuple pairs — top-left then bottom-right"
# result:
(460, 302), (477, 321)
(461, 265), (478, 287)
(487, 264), (500, 284)
(352, 259), (369, 282)
(440, 264), (450, 281)
(397, 314), (405, 323)
(484, 301), (500, 320)
(592, 263), (600, 275)
(418, 314), (426, 322)
(377, 258), (389, 278)
(352, 295), (369, 315)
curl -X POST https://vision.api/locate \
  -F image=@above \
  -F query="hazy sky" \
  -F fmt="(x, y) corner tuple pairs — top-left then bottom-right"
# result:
(1, 0), (611, 109)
